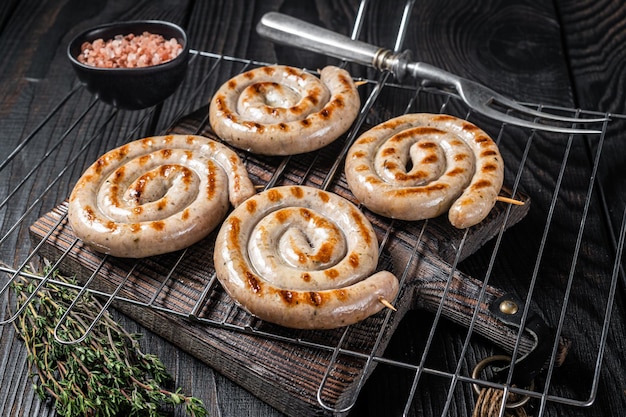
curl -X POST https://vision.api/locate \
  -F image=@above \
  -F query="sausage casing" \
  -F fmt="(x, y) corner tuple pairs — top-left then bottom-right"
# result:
(213, 185), (399, 329)
(209, 65), (361, 156)
(345, 113), (504, 229)
(68, 134), (256, 258)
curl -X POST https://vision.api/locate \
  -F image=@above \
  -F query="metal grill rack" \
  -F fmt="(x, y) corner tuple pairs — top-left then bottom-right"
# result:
(1, 2), (625, 416)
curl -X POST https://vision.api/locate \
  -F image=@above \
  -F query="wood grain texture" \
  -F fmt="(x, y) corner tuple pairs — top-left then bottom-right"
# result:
(554, 3), (626, 417)
(556, 0), (626, 114)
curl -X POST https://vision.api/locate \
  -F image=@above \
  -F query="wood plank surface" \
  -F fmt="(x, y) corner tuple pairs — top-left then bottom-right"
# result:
(1, 0), (625, 416)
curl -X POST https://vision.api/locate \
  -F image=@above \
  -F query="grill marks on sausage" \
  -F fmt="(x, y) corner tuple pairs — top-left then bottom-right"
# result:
(350, 209), (373, 247)
(245, 272), (350, 309)
(267, 188), (282, 202)
(392, 182), (449, 197)
(68, 135), (256, 258)
(432, 114), (457, 123)
(277, 289), (326, 307)
(317, 190), (330, 204)
(455, 153), (470, 162)
(421, 153), (439, 165)
(213, 185), (398, 328)
(274, 288), (340, 308)
(392, 167), (428, 182)
(157, 197), (169, 211)
(242, 121), (265, 133)
(481, 162), (499, 173)
(113, 165), (126, 181)
(272, 287), (356, 308)
(279, 289), (293, 303)
(305, 92), (320, 106)
(446, 167), (467, 177)
(209, 65), (360, 155)
(471, 179), (493, 190)
(247, 271), (262, 293)
(319, 108), (331, 119)
(84, 205), (96, 222)
(245, 199), (257, 215)
(274, 209), (288, 224)
(345, 113), (504, 228)
(151, 220), (165, 231)
(226, 216), (242, 253)
(290, 186), (304, 199)
(324, 268), (340, 279)
(309, 241), (335, 265)
(214, 95), (226, 112)
(206, 160), (217, 201)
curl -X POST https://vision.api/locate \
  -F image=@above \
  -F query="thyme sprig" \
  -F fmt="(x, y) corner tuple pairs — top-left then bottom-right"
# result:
(10, 264), (208, 417)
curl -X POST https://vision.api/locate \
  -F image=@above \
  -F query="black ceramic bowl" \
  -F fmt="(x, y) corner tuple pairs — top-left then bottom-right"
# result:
(67, 20), (189, 110)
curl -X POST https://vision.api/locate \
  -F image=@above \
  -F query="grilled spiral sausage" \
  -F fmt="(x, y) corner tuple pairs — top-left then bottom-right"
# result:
(213, 185), (399, 329)
(345, 113), (504, 229)
(68, 134), (256, 258)
(209, 65), (361, 156)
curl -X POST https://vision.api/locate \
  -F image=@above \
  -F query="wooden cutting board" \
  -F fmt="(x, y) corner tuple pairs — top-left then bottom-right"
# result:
(29, 107), (534, 416)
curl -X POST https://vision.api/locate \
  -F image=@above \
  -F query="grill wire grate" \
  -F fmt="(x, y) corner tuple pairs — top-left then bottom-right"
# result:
(1, 2), (625, 416)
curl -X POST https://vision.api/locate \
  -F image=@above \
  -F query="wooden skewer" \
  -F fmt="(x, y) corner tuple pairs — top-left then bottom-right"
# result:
(496, 196), (525, 206)
(379, 296), (397, 311)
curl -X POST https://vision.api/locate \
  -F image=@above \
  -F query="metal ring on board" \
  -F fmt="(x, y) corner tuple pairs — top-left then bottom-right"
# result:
(471, 355), (535, 409)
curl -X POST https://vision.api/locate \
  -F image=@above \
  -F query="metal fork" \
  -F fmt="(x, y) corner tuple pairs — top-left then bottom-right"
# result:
(257, 12), (606, 134)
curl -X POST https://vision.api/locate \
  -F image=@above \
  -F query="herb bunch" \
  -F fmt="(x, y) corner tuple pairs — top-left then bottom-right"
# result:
(11, 265), (208, 417)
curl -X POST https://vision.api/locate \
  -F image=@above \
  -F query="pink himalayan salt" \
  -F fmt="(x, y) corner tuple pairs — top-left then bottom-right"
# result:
(78, 31), (183, 68)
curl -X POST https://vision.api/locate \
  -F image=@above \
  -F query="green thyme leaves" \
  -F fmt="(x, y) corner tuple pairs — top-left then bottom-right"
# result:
(10, 265), (208, 417)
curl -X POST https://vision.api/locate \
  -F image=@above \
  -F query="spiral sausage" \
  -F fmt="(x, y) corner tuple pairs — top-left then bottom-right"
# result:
(209, 65), (361, 156)
(68, 134), (256, 258)
(213, 185), (399, 329)
(345, 113), (504, 229)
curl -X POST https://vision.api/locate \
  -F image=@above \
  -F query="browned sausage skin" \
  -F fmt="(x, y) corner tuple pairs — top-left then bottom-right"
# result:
(345, 113), (504, 229)
(68, 135), (256, 258)
(213, 185), (399, 329)
(209, 65), (361, 156)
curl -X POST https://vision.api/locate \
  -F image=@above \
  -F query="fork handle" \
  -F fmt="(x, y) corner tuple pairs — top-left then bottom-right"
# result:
(257, 12), (459, 86)
(257, 12), (380, 65)
(257, 12), (401, 72)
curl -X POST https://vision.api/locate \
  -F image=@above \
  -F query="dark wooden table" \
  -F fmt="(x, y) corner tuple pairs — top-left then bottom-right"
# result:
(1, 1), (625, 416)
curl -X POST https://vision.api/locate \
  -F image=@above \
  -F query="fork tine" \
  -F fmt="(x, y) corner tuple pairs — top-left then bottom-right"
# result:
(430, 69), (607, 133)
(458, 79), (606, 133)
(474, 104), (603, 134)
(492, 94), (608, 124)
